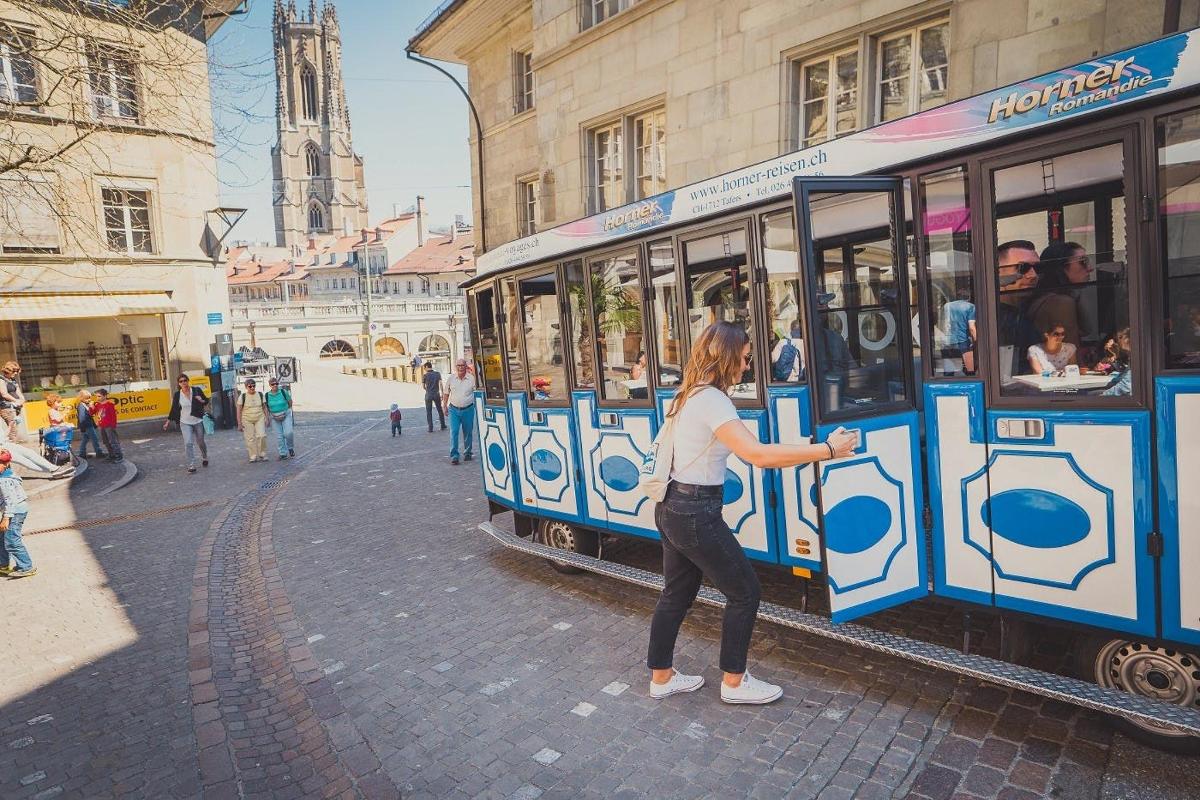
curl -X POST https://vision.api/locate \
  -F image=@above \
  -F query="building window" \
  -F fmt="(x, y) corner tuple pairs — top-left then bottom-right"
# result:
(407, 280), (413, 294)
(307, 202), (325, 231)
(517, 176), (539, 237)
(791, 18), (949, 148)
(101, 188), (152, 253)
(88, 46), (138, 122)
(513, 50), (533, 113)
(0, 28), (37, 105)
(300, 63), (319, 121)
(305, 143), (321, 177)
(586, 105), (665, 212)
(582, 0), (633, 30)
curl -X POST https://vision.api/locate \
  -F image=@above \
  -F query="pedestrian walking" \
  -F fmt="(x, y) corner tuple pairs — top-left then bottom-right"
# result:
(646, 321), (857, 704)
(236, 378), (269, 463)
(265, 378), (295, 459)
(389, 404), (403, 437)
(0, 361), (25, 441)
(75, 390), (104, 460)
(422, 362), (446, 432)
(442, 358), (475, 465)
(93, 389), (123, 462)
(165, 374), (210, 473)
(0, 449), (35, 578)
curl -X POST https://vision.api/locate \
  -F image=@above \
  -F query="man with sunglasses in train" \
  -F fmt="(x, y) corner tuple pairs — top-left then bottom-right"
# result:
(996, 240), (1043, 384)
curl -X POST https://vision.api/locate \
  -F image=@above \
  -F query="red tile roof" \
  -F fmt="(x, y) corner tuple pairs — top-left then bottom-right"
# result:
(384, 230), (475, 276)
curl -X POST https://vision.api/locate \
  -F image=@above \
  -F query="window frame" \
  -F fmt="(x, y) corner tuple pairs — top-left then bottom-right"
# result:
(517, 175), (539, 237)
(585, 103), (666, 213)
(582, 245), (653, 407)
(305, 143), (321, 177)
(581, 0), (634, 31)
(504, 264), (571, 407)
(874, 18), (951, 124)
(87, 42), (139, 123)
(797, 45), (861, 149)
(0, 25), (39, 107)
(300, 62), (319, 122)
(100, 186), (153, 254)
(513, 49), (534, 114)
(308, 202), (325, 232)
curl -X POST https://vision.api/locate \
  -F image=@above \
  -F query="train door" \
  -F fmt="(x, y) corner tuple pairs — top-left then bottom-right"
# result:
(472, 283), (517, 506)
(677, 223), (777, 560)
(793, 177), (928, 622)
(976, 131), (1154, 636)
(568, 250), (659, 537)
(506, 269), (584, 522)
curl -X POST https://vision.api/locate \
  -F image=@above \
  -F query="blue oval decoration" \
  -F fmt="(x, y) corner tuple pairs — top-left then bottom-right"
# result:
(599, 455), (639, 492)
(982, 489), (1091, 548)
(722, 469), (743, 504)
(529, 448), (563, 481)
(487, 442), (506, 471)
(824, 496), (893, 554)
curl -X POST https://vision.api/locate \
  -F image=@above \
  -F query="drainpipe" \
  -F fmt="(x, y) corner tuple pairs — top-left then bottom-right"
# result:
(404, 49), (487, 252)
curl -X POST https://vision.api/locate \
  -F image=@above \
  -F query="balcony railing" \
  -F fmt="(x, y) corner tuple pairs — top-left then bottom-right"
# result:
(229, 299), (465, 321)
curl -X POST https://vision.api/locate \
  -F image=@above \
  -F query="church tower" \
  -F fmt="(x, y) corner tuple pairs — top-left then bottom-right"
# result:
(271, 0), (368, 250)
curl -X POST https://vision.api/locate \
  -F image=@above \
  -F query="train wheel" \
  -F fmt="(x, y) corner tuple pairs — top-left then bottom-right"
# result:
(537, 519), (599, 575)
(1079, 636), (1200, 754)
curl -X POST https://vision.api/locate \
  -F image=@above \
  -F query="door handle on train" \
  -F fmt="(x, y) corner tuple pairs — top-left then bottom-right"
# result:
(598, 413), (619, 427)
(529, 410), (545, 425)
(996, 418), (1045, 439)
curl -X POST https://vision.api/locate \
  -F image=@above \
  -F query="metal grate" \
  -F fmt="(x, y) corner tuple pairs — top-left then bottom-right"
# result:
(27, 500), (214, 536)
(479, 522), (1200, 736)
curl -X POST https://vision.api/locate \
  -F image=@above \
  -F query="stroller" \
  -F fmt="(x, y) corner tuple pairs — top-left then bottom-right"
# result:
(39, 427), (75, 466)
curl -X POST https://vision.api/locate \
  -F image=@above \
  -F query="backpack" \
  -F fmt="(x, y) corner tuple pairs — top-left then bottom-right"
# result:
(239, 391), (266, 409)
(389, 409), (403, 423)
(773, 339), (799, 382)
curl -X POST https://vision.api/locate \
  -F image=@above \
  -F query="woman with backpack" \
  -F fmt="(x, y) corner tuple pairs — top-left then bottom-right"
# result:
(645, 321), (857, 704)
(236, 378), (270, 463)
(164, 375), (210, 474)
(265, 377), (295, 460)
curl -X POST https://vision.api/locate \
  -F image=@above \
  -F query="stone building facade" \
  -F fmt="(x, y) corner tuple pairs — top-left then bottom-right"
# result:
(409, 0), (1200, 253)
(271, 0), (368, 250)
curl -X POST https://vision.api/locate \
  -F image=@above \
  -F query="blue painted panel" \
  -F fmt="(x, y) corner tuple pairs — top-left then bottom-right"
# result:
(722, 469), (744, 505)
(1157, 376), (1200, 646)
(825, 495), (893, 554)
(599, 455), (639, 491)
(487, 442), (507, 471)
(530, 449), (563, 481)
(983, 489), (1091, 548)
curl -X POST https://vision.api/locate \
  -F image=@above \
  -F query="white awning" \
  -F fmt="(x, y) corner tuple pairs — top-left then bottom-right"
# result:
(0, 292), (180, 321)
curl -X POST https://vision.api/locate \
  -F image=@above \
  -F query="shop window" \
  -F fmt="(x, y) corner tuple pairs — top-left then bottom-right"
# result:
(590, 250), (647, 402)
(501, 277), (527, 392)
(586, 105), (665, 212)
(761, 211), (805, 384)
(648, 239), (681, 388)
(920, 166), (976, 376)
(564, 260), (595, 389)
(1, 173), (59, 253)
(518, 270), (567, 403)
(88, 44), (138, 122)
(582, 0), (633, 31)
(682, 227), (758, 401)
(101, 187), (152, 253)
(0, 28), (38, 105)
(513, 49), (534, 114)
(300, 63), (319, 121)
(517, 176), (538, 237)
(990, 142), (1131, 397)
(1158, 108), (1200, 369)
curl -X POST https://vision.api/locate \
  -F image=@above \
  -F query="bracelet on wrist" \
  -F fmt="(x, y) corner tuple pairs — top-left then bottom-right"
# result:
(826, 441), (835, 460)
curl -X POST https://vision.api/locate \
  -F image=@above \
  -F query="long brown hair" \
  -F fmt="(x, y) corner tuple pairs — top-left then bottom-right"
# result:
(667, 321), (748, 418)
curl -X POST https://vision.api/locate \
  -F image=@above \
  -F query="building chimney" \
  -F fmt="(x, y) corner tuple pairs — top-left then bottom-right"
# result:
(392, 202), (402, 219)
(416, 195), (426, 247)
(450, 218), (458, 242)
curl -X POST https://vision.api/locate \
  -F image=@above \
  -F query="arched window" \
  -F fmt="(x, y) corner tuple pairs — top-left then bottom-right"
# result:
(300, 64), (319, 121)
(305, 142), (321, 177)
(307, 202), (324, 231)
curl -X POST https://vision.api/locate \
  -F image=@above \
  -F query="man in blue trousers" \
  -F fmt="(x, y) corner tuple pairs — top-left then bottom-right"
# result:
(442, 358), (476, 466)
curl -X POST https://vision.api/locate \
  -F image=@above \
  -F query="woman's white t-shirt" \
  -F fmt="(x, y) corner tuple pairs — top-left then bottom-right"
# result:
(1029, 342), (1076, 371)
(669, 386), (739, 486)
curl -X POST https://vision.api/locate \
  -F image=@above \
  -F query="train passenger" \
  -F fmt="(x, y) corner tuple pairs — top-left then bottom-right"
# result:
(1027, 323), (1078, 374)
(940, 288), (977, 374)
(995, 240), (1042, 379)
(1027, 241), (1087, 349)
(647, 321), (858, 705)
(1101, 328), (1133, 396)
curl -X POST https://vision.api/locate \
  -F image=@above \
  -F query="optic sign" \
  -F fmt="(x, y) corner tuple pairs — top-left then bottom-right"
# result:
(475, 28), (1200, 276)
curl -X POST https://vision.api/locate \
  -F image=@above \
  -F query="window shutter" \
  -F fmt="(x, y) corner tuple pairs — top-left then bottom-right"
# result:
(0, 174), (60, 251)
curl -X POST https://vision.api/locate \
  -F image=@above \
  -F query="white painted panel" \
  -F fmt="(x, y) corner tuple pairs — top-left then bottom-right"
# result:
(573, 394), (610, 526)
(1174, 394), (1200, 637)
(598, 414), (657, 533)
(774, 395), (822, 564)
(934, 394), (992, 597)
(723, 419), (769, 554)
(476, 395), (515, 504)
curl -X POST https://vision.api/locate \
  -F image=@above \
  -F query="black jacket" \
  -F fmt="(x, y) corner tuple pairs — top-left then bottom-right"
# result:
(168, 386), (209, 424)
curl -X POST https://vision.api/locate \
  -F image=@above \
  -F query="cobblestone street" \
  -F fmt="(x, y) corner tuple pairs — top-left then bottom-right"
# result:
(2, 371), (1199, 799)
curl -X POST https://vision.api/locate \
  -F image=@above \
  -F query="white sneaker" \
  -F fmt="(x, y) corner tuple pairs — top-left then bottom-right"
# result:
(649, 670), (705, 699)
(720, 671), (782, 705)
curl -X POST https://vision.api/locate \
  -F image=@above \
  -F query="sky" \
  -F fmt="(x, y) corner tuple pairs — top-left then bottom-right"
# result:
(208, 0), (470, 245)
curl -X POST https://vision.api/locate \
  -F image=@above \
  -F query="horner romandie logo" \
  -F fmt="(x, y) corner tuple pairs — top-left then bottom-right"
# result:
(987, 57), (1152, 124)
(603, 199), (665, 232)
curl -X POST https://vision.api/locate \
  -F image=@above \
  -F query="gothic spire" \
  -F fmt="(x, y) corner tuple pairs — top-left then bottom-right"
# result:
(308, 0), (317, 23)
(285, 1), (296, 22)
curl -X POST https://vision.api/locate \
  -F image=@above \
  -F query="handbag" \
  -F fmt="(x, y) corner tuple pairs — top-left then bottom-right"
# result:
(202, 414), (215, 435)
(638, 411), (717, 503)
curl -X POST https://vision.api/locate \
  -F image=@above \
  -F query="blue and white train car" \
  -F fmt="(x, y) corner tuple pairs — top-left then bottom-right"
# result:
(464, 30), (1200, 750)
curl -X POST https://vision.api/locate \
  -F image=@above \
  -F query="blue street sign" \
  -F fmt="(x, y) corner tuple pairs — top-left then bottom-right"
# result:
(207, 312), (224, 325)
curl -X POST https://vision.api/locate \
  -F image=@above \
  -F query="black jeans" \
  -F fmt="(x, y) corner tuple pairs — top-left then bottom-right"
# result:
(425, 397), (445, 430)
(647, 483), (762, 674)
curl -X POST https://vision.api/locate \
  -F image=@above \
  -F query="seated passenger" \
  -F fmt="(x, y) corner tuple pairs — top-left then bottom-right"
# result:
(995, 240), (1042, 378)
(628, 351), (649, 400)
(1026, 242), (1085, 348)
(1100, 328), (1133, 396)
(1027, 324), (1077, 374)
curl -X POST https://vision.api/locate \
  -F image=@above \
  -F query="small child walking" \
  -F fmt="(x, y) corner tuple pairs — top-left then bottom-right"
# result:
(0, 449), (35, 578)
(94, 389), (124, 462)
(75, 389), (104, 459)
(389, 404), (403, 437)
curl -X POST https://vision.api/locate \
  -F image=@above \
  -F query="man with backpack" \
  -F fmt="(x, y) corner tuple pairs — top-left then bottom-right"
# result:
(265, 377), (295, 460)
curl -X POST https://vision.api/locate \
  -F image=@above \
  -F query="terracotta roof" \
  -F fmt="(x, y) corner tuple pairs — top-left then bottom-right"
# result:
(385, 230), (475, 276)
(226, 258), (303, 286)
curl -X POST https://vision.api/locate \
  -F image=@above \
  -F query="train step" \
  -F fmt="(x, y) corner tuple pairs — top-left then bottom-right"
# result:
(478, 522), (1200, 737)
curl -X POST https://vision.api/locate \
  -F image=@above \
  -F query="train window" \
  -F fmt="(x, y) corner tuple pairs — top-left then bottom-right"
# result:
(564, 260), (596, 389)
(500, 277), (527, 392)
(991, 142), (1132, 397)
(473, 286), (505, 401)
(649, 239), (682, 388)
(761, 210), (806, 384)
(808, 190), (909, 413)
(591, 250), (649, 403)
(683, 226), (759, 401)
(518, 270), (568, 403)
(1157, 108), (1200, 369)
(919, 166), (976, 377)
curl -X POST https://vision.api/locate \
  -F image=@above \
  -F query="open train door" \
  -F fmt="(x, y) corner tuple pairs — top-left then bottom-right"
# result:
(792, 176), (928, 623)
